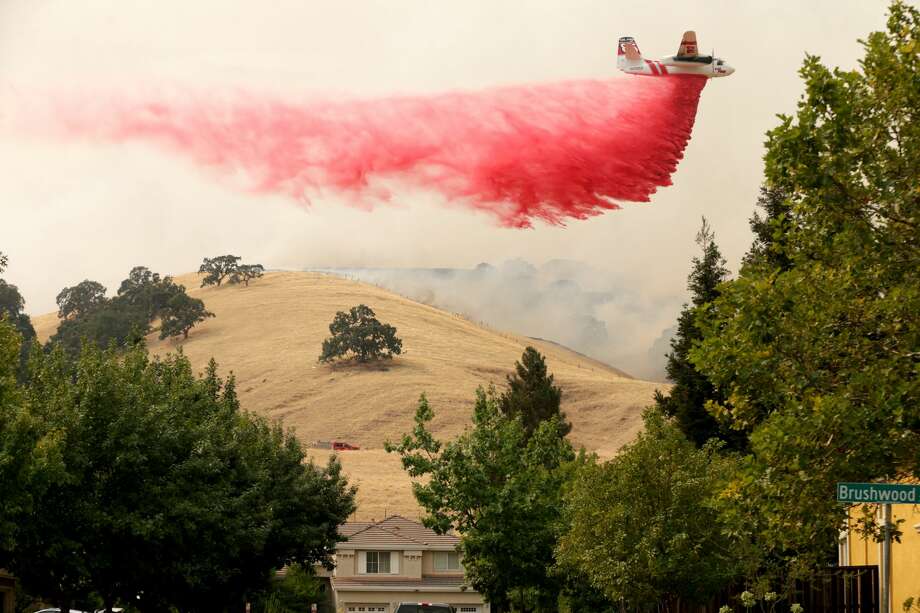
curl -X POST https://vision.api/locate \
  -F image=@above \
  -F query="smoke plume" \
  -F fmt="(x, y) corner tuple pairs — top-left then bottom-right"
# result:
(321, 259), (679, 381)
(36, 77), (705, 227)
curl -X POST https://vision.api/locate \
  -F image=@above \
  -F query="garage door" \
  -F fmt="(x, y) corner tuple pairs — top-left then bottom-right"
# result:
(455, 607), (480, 613)
(346, 605), (388, 613)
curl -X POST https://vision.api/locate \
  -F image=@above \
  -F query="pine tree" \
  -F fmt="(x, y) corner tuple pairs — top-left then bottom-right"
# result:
(744, 186), (794, 271)
(500, 346), (571, 440)
(654, 218), (741, 448)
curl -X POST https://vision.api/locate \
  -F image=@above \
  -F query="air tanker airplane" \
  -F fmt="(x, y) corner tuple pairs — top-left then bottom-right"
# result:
(617, 31), (734, 78)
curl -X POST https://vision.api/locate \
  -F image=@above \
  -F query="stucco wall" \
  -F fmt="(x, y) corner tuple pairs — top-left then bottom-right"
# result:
(847, 504), (920, 612)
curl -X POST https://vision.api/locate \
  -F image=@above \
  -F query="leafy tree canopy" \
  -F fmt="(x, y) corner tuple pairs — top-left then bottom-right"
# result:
(691, 1), (920, 575)
(319, 304), (402, 363)
(0, 346), (355, 612)
(199, 255), (242, 287)
(230, 263), (265, 286)
(500, 346), (570, 440)
(556, 409), (740, 609)
(56, 280), (108, 320)
(159, 291), (214, 340)
(387, 390), (574, 612)
(0, 252), (37, 379)
(116, 266), (183, 320)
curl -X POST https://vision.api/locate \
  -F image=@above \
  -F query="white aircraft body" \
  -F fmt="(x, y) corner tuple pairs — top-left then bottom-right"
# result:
(617, 31), (734, 78)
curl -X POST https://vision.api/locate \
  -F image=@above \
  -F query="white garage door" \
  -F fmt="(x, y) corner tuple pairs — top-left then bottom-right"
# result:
(455, 607), (480, 613)
(346, 605), (388, 613)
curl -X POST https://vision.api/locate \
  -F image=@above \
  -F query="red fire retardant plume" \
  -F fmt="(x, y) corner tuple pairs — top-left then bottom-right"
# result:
(53, 76), (706, 227)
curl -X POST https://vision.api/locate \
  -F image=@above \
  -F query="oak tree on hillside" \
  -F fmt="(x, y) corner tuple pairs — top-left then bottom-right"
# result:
(159, 291), (214, 339)
(319, 304), (402, 363)
(116, 266), (184, 320)
(229, 263), (265, 287)
(199, 255), (242, 287)
(56, 280), (108, 320)
(500, 347), (571, 440)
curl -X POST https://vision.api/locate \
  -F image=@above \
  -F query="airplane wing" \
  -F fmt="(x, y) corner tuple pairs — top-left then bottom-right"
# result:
(677, 31), (698, 57)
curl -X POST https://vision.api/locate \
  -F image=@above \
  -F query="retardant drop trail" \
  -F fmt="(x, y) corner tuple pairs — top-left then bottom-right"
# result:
(46, 76), (707, 227)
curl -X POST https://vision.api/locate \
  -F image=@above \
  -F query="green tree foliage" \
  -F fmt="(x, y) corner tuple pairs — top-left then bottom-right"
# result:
(0, 346), (356, 612)
(0, 253), (36, 379)
(199, 254), (242, 287)
(654, 218), (740, 449)
(0, 319), (66, 563)
(230, 263), (266, 286)
(556, 409), (740, 610)
(251, 564), (327, 613)
(744, 187), (793, 272)
(500, 346), (571, 439)
(47, 267), (214, 355)
(387, 390), (574, 612)
(319, 304), (402, 363)
(56, 280), (108, 320)
(691, 2), (920, 577)
(159, 291), (214, 339)
(116, 266), (184, 320)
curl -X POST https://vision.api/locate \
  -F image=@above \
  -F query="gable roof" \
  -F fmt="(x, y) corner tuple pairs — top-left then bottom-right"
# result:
(338, 515), (460, 550)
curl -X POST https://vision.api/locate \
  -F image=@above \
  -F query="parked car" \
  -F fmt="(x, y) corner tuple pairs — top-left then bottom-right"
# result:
(331, 441), (360, 450)
(393, 603), (455, 613)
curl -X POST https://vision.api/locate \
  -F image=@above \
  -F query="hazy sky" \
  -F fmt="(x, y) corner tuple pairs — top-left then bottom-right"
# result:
(0, 1), (893, 369)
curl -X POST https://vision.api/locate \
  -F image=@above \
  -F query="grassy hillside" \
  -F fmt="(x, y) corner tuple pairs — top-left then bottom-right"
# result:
(33, 271), (662, 519)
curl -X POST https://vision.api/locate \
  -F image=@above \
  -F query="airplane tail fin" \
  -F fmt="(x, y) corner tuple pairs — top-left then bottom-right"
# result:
(617, 36), (643, 69)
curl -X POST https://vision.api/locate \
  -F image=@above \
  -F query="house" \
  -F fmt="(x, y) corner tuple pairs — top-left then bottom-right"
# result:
(841, 495), (920, 613)
(331, 516), (489, 613)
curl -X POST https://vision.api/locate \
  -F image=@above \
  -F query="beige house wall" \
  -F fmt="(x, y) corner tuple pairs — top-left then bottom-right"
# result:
(402, 551), (422, 579)
(337, 551), (357, 578)
(847, 504), (920, 613)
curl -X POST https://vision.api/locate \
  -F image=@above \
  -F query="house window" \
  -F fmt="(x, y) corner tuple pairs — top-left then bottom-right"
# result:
(365, 550), (391, 573)
(433, 550), (462, 571)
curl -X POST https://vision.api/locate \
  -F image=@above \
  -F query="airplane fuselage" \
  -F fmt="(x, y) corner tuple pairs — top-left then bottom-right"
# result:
(620, 56), (734, 78)
(616, 32), (734, 79)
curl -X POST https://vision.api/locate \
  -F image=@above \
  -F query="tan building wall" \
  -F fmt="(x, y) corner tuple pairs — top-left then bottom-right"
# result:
(847, 504), (920, 612)
(336, 588), (487, 613)
(402, 551), (422, 579)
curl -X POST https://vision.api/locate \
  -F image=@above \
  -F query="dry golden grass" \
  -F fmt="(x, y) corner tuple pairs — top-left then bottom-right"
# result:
(33, 271), (663, 519)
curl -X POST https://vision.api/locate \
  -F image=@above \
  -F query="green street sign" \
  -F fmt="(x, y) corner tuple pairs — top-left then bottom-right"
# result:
(837, 482), (920, 504)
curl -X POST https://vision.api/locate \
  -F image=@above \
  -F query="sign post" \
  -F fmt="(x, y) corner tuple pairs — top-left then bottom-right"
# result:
(837, 483), (920, 613)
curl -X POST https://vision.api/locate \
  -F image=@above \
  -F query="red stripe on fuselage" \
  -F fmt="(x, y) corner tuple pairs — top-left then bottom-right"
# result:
(658, 61), (669, 75)
(644, 59), (659, 75)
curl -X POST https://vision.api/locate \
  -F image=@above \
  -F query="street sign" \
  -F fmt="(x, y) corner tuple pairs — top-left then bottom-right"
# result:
(837, 482), (920, 503)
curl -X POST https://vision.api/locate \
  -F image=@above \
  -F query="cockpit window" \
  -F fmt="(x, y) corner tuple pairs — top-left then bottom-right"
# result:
(717, 60), (724, 66)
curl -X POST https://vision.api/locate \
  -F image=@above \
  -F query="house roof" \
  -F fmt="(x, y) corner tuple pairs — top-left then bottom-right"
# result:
(338, 515), (460, 550)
